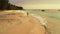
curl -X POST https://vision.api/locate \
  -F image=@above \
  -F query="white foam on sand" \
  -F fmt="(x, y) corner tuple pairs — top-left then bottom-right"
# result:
(31, 14), (47, 26)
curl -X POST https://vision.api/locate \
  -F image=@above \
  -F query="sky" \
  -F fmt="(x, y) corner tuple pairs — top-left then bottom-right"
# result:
(9, 0), (60, 9)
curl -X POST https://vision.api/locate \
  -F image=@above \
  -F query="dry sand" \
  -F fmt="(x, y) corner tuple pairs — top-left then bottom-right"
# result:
(0, 10), (45, 34)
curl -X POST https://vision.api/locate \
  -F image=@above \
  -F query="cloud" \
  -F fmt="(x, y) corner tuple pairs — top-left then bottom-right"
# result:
(9, 0), (60, 9)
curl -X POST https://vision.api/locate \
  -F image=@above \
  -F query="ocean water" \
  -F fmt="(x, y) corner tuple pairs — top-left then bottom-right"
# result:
(24, 9), (60, 21)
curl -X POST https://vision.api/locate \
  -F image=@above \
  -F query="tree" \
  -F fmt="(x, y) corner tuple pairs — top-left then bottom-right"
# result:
(0, 0), (8, 10)
(0, 0), (23, 10)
